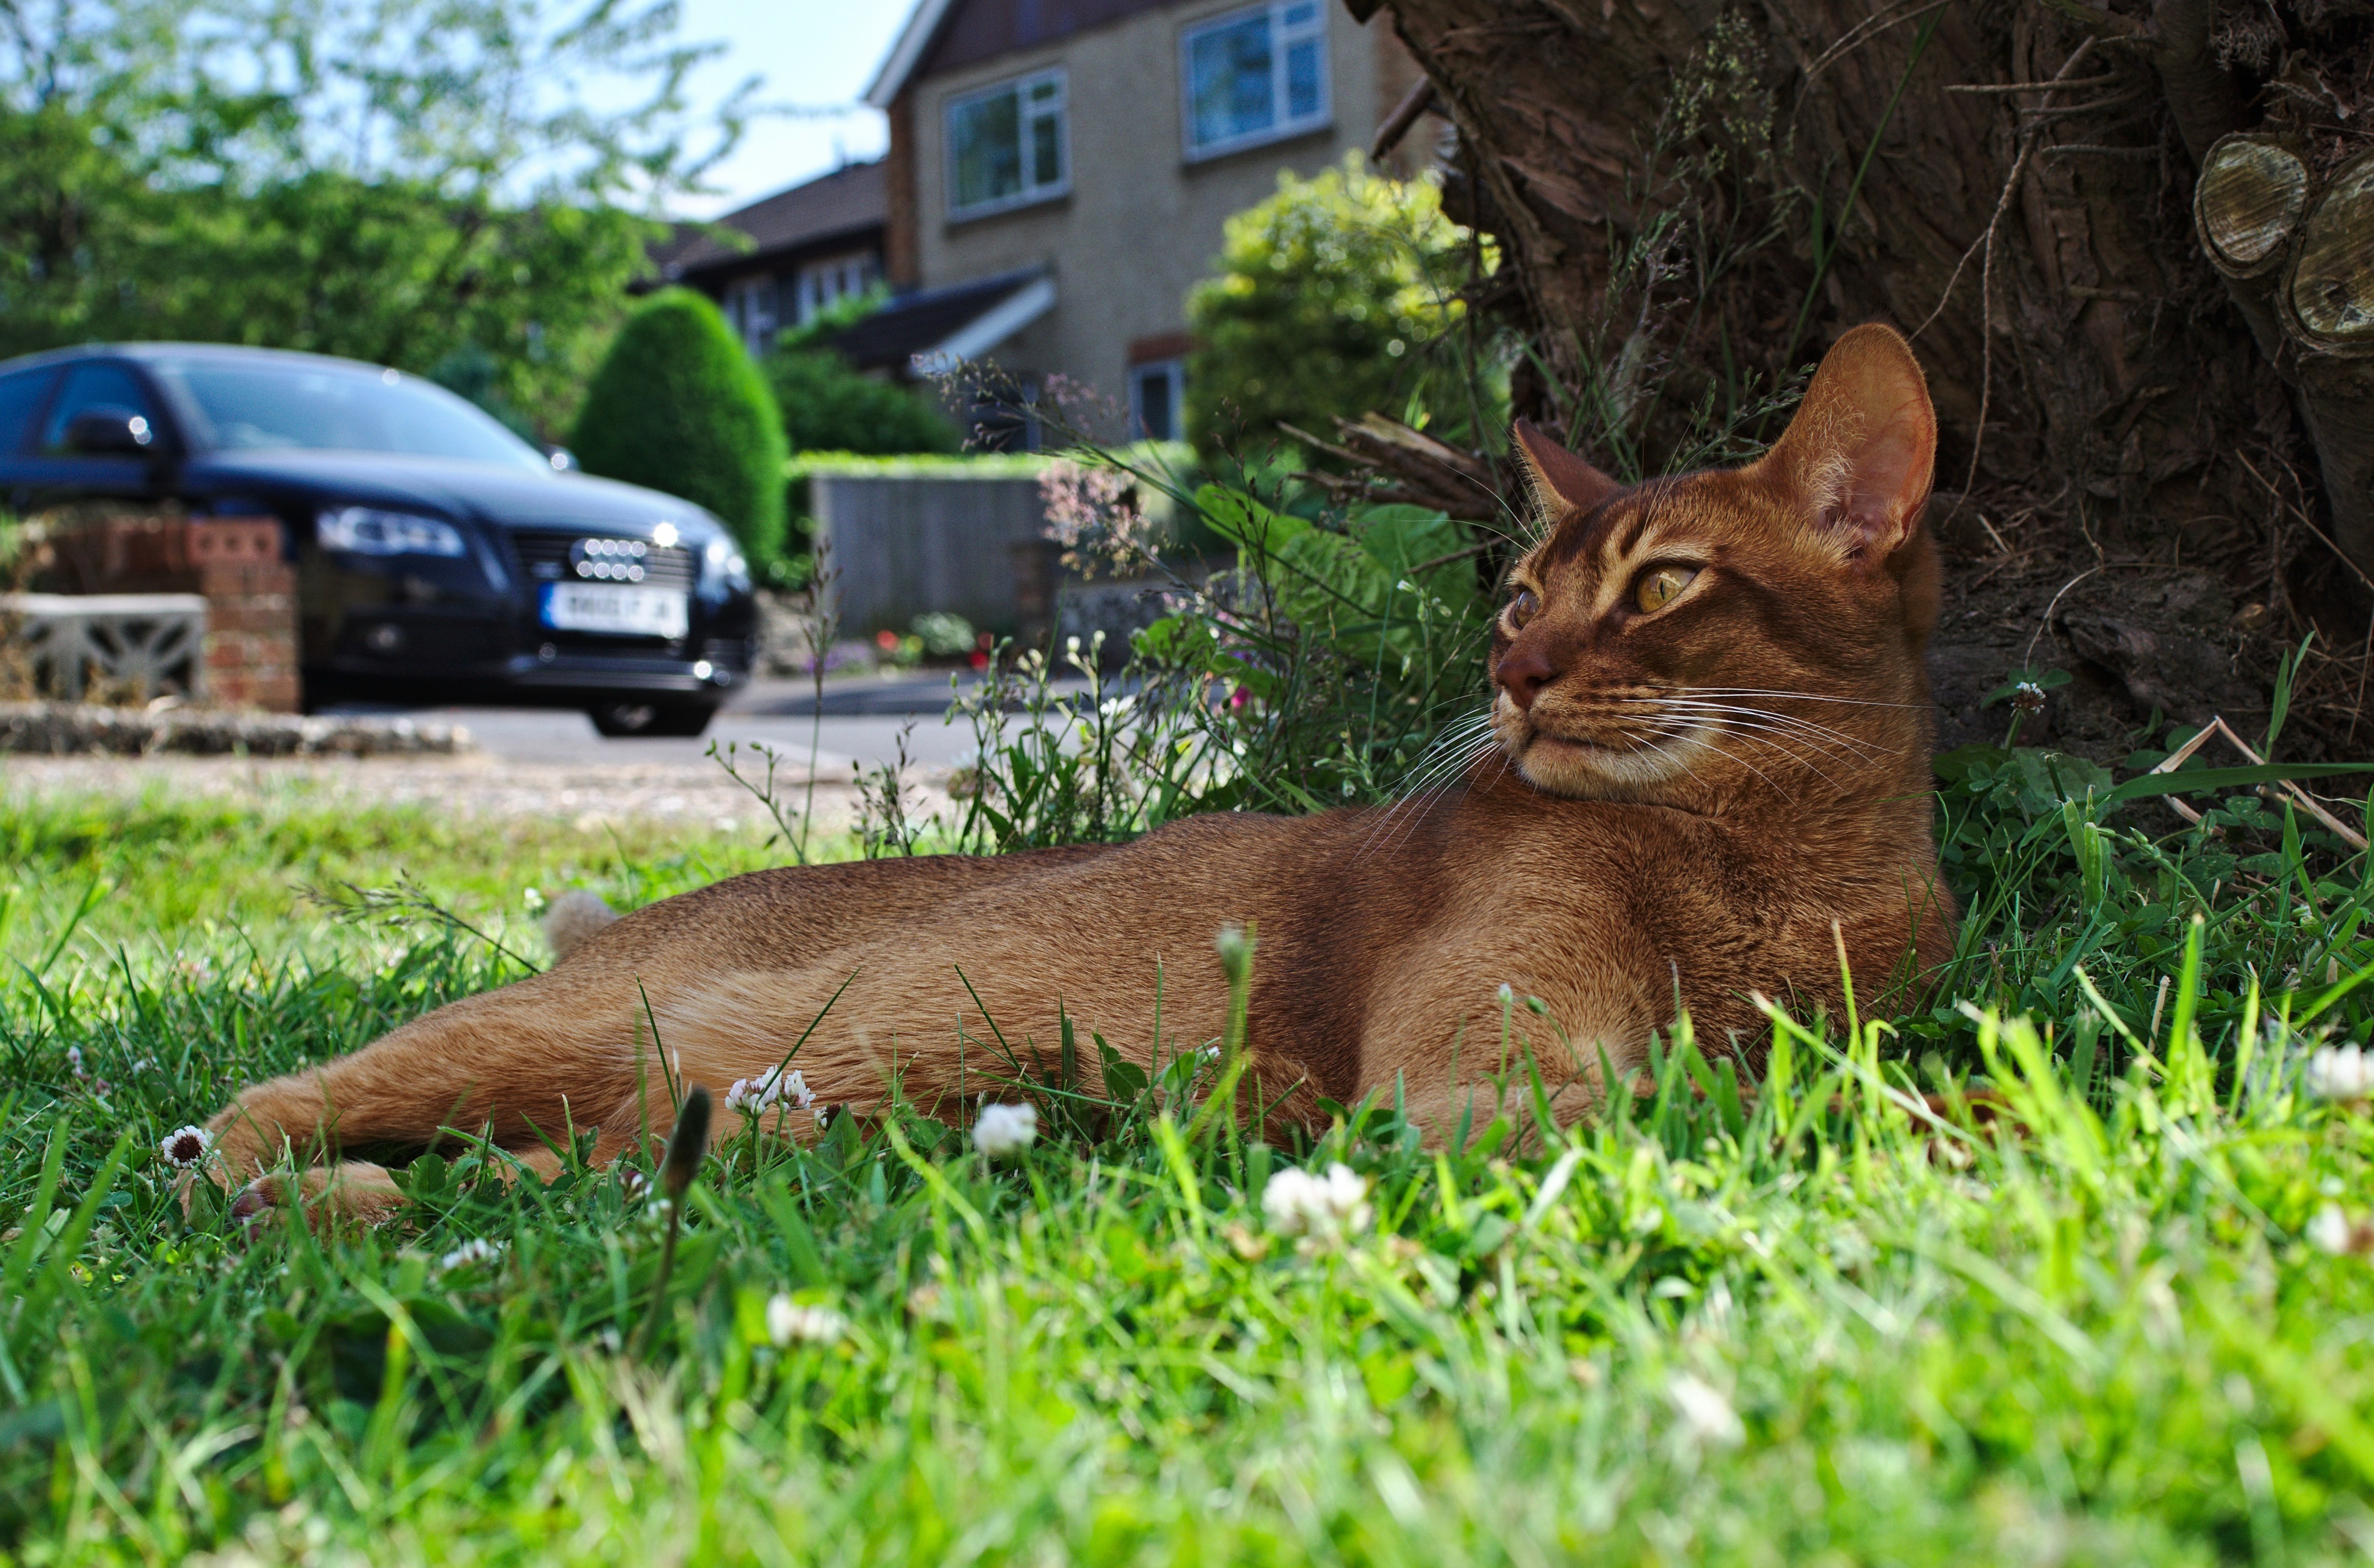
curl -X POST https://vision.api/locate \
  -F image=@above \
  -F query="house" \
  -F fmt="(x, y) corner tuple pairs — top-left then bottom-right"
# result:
(858, 0), (1429, 441)
(650, 160), (890, 358)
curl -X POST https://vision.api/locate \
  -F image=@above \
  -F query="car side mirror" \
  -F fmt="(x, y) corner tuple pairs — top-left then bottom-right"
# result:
(66, 405), (157, 455)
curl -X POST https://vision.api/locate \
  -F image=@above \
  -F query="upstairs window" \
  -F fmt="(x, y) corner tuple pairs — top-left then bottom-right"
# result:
(948, 69), (1068, 218)
(1183, 2), (1328, 160)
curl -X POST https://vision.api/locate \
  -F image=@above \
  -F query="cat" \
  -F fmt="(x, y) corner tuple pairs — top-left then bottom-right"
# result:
(189, 322), (1954, 1227)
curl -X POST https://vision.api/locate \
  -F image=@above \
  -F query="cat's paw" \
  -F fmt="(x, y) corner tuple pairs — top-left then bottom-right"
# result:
(228, 1162), (406, 1233)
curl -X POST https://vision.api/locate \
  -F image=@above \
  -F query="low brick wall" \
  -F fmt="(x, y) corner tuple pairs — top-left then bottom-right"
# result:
(21, 513), (301, 712)
(189, 519), (298, 712)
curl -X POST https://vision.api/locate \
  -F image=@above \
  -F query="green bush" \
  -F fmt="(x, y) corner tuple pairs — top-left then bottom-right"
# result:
(1186, 153), (1476, 464)
(765, 296), (958, 458)
(570, 288), (790, 569)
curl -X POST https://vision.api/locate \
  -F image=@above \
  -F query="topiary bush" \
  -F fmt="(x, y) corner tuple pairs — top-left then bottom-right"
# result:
(570, 288), (789, 570)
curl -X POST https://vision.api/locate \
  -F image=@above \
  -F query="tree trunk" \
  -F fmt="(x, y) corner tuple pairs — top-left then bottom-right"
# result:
(1357, 0), (2374, 756)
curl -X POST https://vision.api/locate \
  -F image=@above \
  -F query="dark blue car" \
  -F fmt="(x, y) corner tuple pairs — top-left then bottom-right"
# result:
(0, 343), (759, 735)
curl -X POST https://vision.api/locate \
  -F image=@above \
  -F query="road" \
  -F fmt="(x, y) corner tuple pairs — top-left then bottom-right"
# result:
(323, 673), (1004, 772)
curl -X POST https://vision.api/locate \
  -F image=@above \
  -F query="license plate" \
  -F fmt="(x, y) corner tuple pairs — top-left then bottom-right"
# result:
(539, 583), (688, 639)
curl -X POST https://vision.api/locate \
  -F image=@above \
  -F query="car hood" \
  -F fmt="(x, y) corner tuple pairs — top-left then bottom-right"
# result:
(186, 451), (727, 540)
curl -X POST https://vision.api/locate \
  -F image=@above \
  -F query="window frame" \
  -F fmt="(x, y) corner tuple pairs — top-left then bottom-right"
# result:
(723, 275), (780, 357)
(944, 67), (1071, 221)
(1179, 0), (1331, 163)
(1129, 359), (1187, 442)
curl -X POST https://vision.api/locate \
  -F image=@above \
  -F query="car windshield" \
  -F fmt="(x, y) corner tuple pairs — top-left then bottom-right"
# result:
(146, 357), (544, 469)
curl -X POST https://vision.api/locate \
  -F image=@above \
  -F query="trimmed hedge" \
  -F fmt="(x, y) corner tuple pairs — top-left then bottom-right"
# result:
(569, 288), (790, 568)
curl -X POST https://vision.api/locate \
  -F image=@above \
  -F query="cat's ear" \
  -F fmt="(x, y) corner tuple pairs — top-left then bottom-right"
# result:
(1512, 417), (1622, 519)
(1762, 323), (1936, 559)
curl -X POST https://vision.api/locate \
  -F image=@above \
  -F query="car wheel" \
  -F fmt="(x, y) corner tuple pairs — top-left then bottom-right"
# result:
(587, 699), (718, 738)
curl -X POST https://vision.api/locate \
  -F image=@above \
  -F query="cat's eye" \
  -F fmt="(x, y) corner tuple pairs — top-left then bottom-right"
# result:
(1506, 588), (1541, 629)
(1634, 565), (1698, 613)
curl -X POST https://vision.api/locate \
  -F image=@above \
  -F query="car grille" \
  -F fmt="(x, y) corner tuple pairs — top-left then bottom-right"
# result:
(513, 530), (697, 592)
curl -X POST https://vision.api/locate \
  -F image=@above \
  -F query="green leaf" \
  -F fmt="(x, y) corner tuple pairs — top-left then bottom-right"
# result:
(2102, 763), (2374, 804)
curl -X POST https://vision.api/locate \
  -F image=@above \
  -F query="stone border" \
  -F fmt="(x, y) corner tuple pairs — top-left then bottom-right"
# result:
(0, 703), (472, 757)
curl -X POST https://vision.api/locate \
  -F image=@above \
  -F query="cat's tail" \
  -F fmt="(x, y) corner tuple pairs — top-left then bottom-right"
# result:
(541, 890), (619, 962)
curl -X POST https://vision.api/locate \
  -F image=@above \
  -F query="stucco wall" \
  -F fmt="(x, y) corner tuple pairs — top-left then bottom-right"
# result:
(908, 2), (1401, 422)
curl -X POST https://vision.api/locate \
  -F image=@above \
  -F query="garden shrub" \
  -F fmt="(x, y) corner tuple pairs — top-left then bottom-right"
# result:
(1186, 153), (1479, 464)
(570, 288), (789, 570)
(766, 294), (958, 458)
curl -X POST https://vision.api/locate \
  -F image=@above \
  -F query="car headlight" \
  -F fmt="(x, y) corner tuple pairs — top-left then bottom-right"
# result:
(318, 507), (466, 557)
(704, 534), (750, 591)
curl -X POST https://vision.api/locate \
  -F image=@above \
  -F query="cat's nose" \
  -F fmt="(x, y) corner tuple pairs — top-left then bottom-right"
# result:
(1499, 645), (1558, 711)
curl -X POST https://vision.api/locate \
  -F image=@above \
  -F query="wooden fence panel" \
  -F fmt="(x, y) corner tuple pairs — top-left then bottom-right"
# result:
(813, 475), (1050, 637)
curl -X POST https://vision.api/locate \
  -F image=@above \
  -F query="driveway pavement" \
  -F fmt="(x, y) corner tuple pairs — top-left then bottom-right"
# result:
(323, 674), (998, 772)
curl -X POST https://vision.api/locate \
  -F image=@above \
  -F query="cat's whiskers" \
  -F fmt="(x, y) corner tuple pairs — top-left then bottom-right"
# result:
(1607, 697), (1858, 793)
(1638, 700), (1893, 764)
(1690, 686), (1930, 711)
(1634, 694), (1895, 755)
(1355, 712), (1501, 862)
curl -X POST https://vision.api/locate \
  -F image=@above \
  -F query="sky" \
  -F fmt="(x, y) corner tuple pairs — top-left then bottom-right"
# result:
(668, 0), (914, 220)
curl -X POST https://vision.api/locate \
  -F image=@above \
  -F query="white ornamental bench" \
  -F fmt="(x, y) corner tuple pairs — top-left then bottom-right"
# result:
(1, 592), (209, 703)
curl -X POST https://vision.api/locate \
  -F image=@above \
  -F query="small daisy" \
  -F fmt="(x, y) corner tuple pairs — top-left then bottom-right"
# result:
(972, 1103), (1038, 1158)
(766, 1294), (849, 1346)
(725, 1064), (815, 1118)
(2305, 1044), (2374, 1102)
(1667, 1371), (1745, 1448)
(436, 1238), (505, 1274)
(159, 1125), (214, 1171)
(1262, 1163), (1372, 1238)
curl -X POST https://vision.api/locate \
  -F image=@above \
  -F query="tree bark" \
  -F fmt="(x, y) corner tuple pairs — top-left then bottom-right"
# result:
(1364, 0), (2374, 747)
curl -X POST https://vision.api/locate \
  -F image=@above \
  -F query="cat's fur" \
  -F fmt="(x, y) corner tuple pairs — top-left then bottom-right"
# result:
(193, 323), (1954, 1226)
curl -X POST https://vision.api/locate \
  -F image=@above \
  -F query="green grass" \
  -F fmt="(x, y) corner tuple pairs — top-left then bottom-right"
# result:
(3, 768), (2374, 1563)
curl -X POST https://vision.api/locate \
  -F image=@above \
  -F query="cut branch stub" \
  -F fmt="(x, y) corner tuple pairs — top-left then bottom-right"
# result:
(2288, 152), (2374, 352)
(2194, 134), (2308, 278)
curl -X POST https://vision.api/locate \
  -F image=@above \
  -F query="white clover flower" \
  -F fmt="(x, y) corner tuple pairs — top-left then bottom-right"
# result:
(436, 1238), (504, 1274)
(725, 1064), (815, 1119)
(972, 1102), (1038, 1158)
(2305, 1044), (2374, 1102)
(66, 1046), (85, 1079)
(766, 1294), (849, 1347)
(2309, 1205), (2355, 1255)
(159, 1125), (214, 1170)
(1667, 1371), (1745, 1448)
(1261, 1163), (1372, 1238)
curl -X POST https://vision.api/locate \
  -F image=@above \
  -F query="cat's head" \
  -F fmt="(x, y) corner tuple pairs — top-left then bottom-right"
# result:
(1490, 323), (1941, 803)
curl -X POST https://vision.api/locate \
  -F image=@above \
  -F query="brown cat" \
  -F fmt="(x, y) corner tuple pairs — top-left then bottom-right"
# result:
(192, 323), (1954, 1226)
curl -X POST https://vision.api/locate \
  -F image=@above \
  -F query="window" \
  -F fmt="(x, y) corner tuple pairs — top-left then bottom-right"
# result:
(1183, 2), (1328, 160)
(0, 368), (56, 455)
(40, 362), (159, 454)
(948, 69), (1067, 218)
(723, 276), (779, 356)
(1131, 360), (1186, 441)
(794, 253), (878, 325)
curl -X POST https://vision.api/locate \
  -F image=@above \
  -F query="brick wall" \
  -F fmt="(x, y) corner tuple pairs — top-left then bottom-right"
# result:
(188, 519), (299, 713)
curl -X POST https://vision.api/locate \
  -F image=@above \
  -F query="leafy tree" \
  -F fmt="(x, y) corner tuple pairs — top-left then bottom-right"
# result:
(1186, 153), (1478, 464)
(570, 288), (789, 567)
(0, 0), (750, 434)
